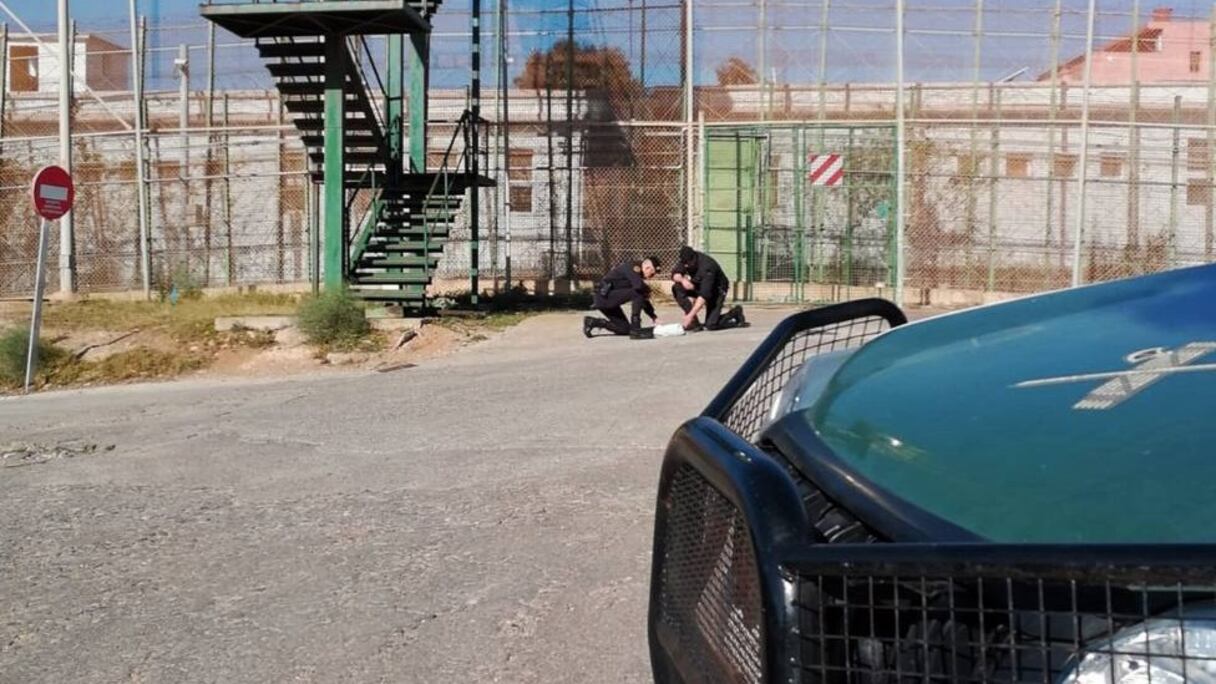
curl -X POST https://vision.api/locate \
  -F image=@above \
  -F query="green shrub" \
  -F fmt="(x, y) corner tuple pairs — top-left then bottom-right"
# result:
(296, 290), (370, 348)
(0, 328), (67, 387)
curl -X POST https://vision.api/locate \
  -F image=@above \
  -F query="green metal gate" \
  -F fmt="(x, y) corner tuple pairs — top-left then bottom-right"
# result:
(703, 124), (898, 302)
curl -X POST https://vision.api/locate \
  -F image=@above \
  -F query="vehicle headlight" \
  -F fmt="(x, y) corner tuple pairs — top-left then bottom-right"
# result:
(1062, 609), (1216, 683)
(766, 348), (856, 428)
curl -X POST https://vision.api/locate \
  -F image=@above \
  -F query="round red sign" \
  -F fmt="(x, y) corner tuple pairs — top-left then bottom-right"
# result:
(30, 165), (75, 221)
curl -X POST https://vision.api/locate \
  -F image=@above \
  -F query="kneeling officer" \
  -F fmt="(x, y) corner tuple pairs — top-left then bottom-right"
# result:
(584, 256), (662, 339)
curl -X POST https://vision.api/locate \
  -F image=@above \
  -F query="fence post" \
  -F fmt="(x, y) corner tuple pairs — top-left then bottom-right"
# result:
(684, 0), (695, 247)
(1044, 0), (1061, 284)
(0, 23), (7, 139)
(794, 126), (805, 300)
(894, 0), (906, 306)
(58, 0), (75, 295)
(204, 22), (216, 286)
(223, 93), (234, 286)
(130, 2), (151, 298)
(564, 0), (574, 281)
(967, 0), (982, 251)
(1070, 0), (1097, 287)
(1169, 96), (1181, 266)
(1127, 0), (1141, 268)
(1207, 7), (1216, 261)
(276, 95), (286, 282)
(844, 125), (855, 287)
(987, 87), (1001, 292)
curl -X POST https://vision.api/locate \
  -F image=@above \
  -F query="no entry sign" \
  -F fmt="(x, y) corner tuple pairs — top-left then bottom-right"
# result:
(30, 165), (75, 220)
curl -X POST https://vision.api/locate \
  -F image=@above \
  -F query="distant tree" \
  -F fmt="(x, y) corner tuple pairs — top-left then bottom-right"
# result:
(716, 56), (759, 86)
(514, 39), (639, 96)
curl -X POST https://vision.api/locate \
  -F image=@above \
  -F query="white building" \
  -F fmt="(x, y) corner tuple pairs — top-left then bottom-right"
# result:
(6, 33), (130, 94)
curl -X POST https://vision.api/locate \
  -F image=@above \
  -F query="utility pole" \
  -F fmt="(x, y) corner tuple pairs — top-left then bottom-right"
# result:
(564, 0), (574, 281)
(499, 0), (513, 289)
(58, 0), (74, 294)
(894, 0), (906, 305)
(1071, 0), (1097, 287)
(471, 0), (482, 302)
(130, 1), (151, 297)
(177, 43), (190, 268)
(1, 24), (9, 139)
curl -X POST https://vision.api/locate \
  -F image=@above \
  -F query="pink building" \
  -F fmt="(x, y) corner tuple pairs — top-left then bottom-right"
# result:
(1041, 7), (1211, 84)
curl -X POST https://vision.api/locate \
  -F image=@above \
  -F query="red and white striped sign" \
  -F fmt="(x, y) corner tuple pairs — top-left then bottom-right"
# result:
(807, 153), (844, 187)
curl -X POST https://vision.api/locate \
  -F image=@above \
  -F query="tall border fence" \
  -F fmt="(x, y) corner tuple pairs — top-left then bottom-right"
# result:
(2, 1), (1214, 305)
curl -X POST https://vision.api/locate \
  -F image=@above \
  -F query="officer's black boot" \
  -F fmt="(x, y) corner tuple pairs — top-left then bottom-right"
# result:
(730, 305), (748, 327)
(583, 316), (602, 338)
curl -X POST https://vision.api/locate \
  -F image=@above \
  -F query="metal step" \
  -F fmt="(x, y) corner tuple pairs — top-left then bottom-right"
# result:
(268, 62), (326, 79)
(257, 42), (326, 59)
(378, 240), (448, 252)
(357, 255), (441, 268)
(284, 97), (364, 114)
(371, 228), (452, 240)
(309, 151), (385, 165)
(353, 272), (433, 285)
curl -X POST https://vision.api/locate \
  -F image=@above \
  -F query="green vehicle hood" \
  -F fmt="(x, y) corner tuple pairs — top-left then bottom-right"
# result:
(793, 264), (1216, 543)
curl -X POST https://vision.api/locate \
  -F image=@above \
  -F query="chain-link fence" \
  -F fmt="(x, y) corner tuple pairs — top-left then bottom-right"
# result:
(2, 1), (1214, 305)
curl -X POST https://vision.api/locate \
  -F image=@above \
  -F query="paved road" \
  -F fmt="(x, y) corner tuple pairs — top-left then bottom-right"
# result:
(0, 306), (798, 683)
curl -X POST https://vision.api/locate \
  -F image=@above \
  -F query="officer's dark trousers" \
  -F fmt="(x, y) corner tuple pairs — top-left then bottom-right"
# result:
(672, 282), (733, 329)
(594, 288), (645, 335)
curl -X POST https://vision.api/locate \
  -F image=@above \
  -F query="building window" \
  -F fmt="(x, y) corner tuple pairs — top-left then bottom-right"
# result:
(1006, 153), (1031, 178)
(1188, 138), (1209, 171)
(509, 185), (533, 214)
(1052, 153), (1077, 179)
(507, 149), (534, 213)
(1100, 153), (1124, 178)
(956, 154), (982, 179)
(1188, 179), (1211, 207)
(1191, 51), (1202, 74)
(9, 44), (38, 92)
(156, 160), (181, 181)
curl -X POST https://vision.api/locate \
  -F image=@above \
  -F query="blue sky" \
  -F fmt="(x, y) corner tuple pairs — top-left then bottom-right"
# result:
(2, 1), (1209, 89)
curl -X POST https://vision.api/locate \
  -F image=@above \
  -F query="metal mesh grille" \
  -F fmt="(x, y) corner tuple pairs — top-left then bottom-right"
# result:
(721, 315), (894, 442)
(795, 561), (1216, 683)
(657, 464), (765, 684)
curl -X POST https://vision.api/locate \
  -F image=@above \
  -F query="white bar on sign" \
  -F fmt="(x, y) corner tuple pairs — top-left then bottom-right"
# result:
(40, 185), (69, 202)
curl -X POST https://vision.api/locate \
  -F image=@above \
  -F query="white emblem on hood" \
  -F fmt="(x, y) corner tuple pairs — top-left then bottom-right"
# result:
(1015, 342), (1216, 410)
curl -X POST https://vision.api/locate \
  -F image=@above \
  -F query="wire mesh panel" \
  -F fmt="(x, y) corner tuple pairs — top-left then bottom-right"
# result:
(793, 548), (1216, 683)
(720, 313), (894, 443)
(0, 137), (59, 297)
(656, 463), (765, 684)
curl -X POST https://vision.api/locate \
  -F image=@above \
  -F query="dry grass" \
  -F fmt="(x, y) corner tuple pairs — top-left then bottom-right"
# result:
(37, 293), (299, 340)
(49, 349), (208, 387)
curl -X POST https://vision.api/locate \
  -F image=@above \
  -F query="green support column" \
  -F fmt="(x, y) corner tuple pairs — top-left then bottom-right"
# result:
(408, 32), (429, 173)
(324, 36), (347, 290)
(387, 35), (405, 175)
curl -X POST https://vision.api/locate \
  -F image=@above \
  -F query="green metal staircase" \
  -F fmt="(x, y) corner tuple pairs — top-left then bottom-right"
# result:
(202, 0), (491, 310)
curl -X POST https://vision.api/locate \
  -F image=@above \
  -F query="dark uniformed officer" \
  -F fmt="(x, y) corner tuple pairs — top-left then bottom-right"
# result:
(672, 246), (746, 331)
(584, 256), (662, 338)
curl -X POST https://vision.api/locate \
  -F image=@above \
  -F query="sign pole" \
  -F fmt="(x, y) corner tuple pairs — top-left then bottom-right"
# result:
(24, 218), (51, 393)
(25, 164), (75, 394)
